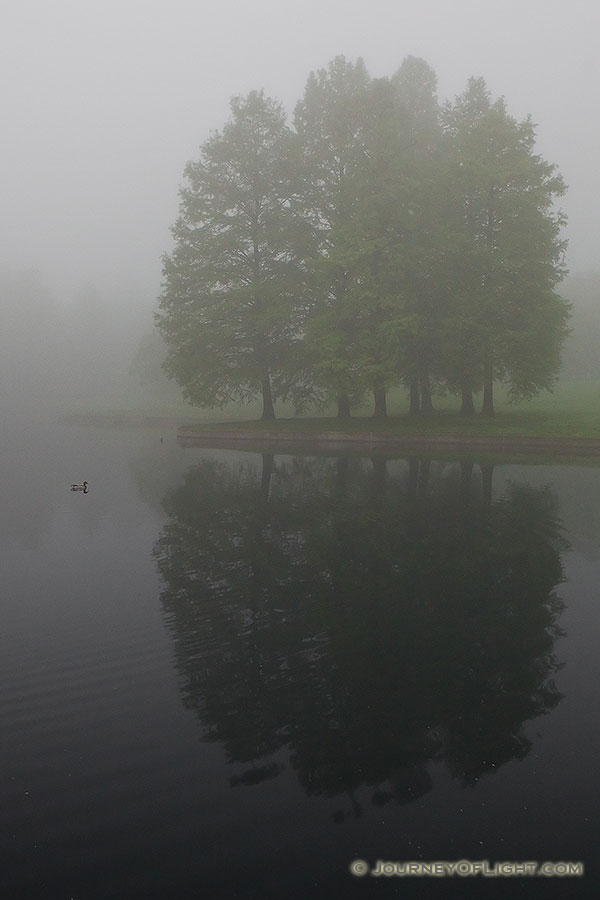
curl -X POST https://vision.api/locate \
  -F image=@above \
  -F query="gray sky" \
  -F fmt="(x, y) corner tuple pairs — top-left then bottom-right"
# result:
(2, 0), (598, 302)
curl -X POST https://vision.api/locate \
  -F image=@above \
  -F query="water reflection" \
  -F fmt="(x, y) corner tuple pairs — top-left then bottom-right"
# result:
(153, 453), (567, 819)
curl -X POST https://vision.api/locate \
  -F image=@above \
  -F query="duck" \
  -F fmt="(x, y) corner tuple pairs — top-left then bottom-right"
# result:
(70, 481), (89, 493)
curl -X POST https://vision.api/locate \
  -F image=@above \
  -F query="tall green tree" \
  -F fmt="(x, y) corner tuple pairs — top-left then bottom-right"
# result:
(302, 75), (409, 419)
(329, 71), (439, 419)
(339, 57), (448, 418)
(441, 78), (569, 415)
(157, 91), (311, 420)
(389, 56), (446, 414)
(294, 56), (372, 418)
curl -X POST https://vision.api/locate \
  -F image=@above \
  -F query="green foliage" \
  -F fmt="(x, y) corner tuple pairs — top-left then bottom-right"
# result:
(157, 59), (570, 420)
(293, 57), (374, 408)
(439, 78), (569, 408)
(157, 90), (313, 418)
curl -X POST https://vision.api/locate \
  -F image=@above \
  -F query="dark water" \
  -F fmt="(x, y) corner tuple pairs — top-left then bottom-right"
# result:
(1, 418), (598, 899)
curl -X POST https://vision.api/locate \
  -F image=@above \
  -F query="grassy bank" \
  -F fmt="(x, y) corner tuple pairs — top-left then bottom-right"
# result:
(61, 377), (600, 438)
(180, 409), (600, 439)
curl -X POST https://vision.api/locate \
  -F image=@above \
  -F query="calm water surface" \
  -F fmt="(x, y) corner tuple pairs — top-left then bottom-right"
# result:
(1, 417), (598, 899)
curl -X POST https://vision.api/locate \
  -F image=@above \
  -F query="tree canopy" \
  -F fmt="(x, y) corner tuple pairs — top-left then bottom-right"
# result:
(157, 91), (312, 419)
(439, 78), (569, 414)
(157, 57), (569, 419)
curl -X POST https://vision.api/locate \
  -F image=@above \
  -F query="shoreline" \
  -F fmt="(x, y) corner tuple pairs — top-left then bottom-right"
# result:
(176, 427), (600, 457)
(58, 413), (600, 458)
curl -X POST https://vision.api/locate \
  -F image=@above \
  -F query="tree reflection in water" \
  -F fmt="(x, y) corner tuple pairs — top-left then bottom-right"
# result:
(153, 453), (567, 818)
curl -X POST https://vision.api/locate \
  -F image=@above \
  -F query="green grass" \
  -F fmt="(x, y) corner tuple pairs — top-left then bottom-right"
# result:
(178, 379), (600, 439)
(66, 377), (600, 439)
(179, 410), (600, 438)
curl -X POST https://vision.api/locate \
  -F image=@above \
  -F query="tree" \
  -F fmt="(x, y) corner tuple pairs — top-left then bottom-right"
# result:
(441, 78), (569, 415)
(158, 65), (569, 421)
(337, 75), (421, 419)
(294, 56), (372, 418)
(389, 56), (446, 414)
(157, 91), (312, 420)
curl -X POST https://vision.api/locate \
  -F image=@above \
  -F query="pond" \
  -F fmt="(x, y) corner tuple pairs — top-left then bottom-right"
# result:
(1, 417), (598, 899)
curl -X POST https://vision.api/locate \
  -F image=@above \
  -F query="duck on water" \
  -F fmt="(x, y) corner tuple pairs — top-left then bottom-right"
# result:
(70, 481), (88, 493)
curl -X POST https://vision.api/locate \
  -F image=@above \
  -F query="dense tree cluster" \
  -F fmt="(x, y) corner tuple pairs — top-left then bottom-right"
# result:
(157, 56), (569, 419)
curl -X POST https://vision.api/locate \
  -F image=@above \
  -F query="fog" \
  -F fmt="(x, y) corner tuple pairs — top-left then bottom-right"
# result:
(2, 0), (599, 411)
(0, 268), (177, 413)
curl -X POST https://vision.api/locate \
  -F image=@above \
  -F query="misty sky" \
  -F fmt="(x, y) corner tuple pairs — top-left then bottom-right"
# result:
(2, 0), (598, 303)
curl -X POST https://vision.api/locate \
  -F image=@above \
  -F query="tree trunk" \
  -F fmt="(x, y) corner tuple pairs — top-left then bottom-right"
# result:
(420, 375), (434, 413)
(373, 382), (387, 418)
(337, 394), (351, 419)
(409, 378), (420, 414)
(261, 372), (275, 420)
(460, 376), (475, 415)
(481, 358), (494, 416)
